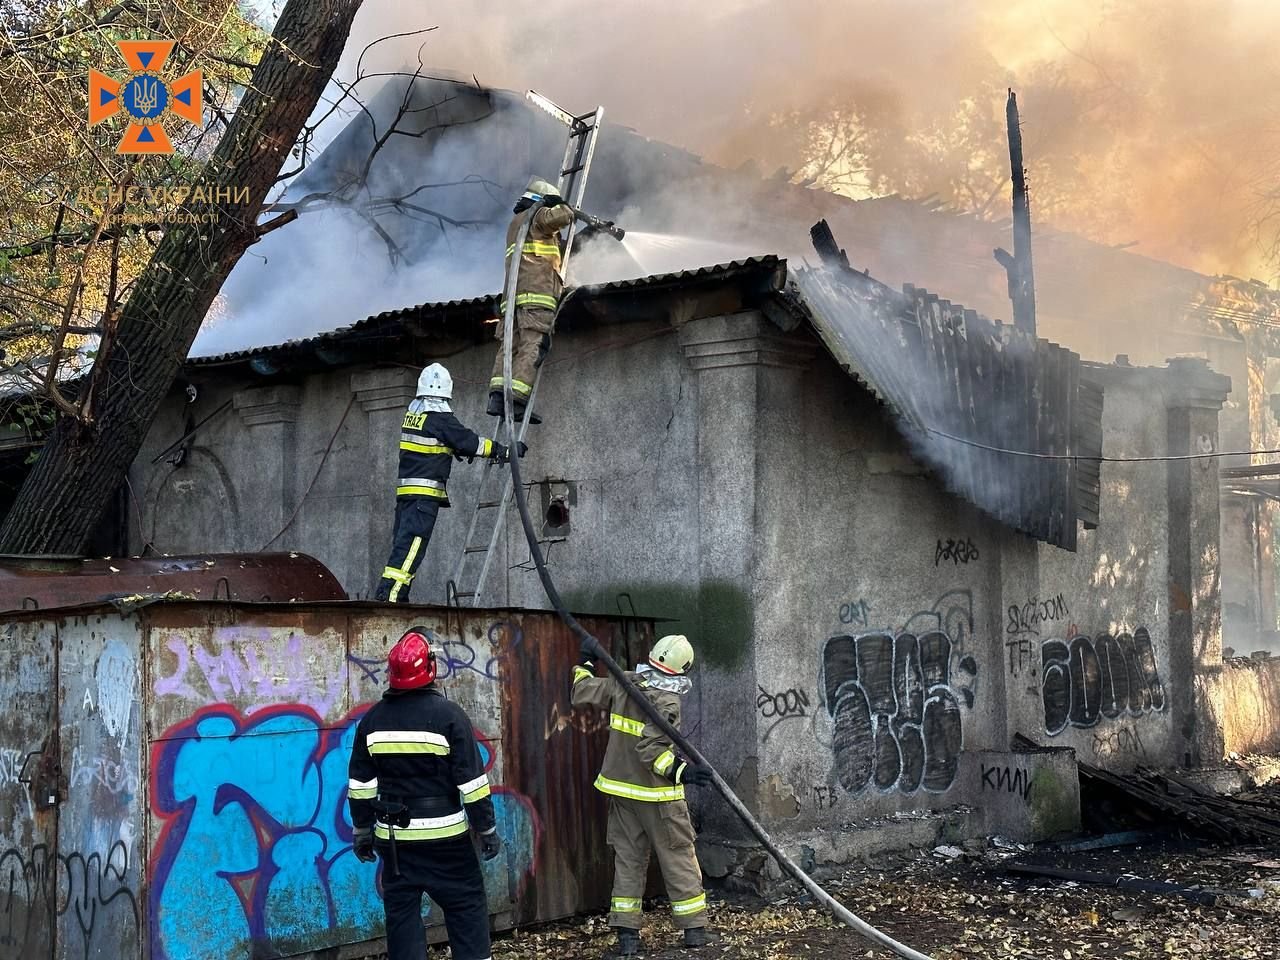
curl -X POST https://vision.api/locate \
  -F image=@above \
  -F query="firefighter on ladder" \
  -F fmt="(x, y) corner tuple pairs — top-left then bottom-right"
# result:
(347, 628), (501, 960)
(572, 634), (714, 954)
(486, 176), (574, 425)
(375, 362), (524, 602)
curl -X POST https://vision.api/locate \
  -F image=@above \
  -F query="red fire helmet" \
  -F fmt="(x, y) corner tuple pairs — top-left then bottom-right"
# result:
(388, 628), (437, 689)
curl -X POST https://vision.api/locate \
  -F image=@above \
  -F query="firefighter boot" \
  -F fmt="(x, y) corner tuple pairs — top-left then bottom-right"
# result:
(486, 390), (542, 425)
(683, 928), (710, 948)
(615, 930), (641, 956)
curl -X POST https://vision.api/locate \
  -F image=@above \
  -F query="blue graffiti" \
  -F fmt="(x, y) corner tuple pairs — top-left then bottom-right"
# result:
(347, 621), (525, 685)
(149, 704), (537, 960)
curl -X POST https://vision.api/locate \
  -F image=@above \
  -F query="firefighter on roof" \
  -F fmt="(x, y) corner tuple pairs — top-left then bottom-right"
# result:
(375, 363), (524, 602)
(347, 628), (501, 960)
(487, 176), (574, 424)
(572, 634), (714, 954)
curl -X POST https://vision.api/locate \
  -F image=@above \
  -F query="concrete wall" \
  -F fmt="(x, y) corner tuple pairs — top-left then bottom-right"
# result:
(129, 304), (1230, 884)
(1222, 657), (1280, 756)
(1031, 366), (1176, 770)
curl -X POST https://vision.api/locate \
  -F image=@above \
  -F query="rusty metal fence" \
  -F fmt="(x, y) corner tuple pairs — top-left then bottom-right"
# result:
(0, 600), (653, 960)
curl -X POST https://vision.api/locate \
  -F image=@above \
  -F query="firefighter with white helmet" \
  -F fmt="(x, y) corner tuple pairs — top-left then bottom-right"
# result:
(486, 176), (575, 424)
(571, 633), (713, 954)
(374, 363), (525, 602)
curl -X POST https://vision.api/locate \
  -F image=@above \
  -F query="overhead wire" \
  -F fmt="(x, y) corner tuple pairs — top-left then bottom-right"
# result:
(925, 426), (1280, 463)
(497, 205), (934, 960)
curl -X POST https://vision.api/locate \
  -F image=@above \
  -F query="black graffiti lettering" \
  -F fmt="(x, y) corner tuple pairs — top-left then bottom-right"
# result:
(1005, 636), (1035, 674)
(1006, 593), (1070, 637)
(1091, 725), (1147, 759)
(755, 686), (810, 720)
(838, 599), (871, 626)
(812, 785), (839, 811)
(0, 841), (138, 960)
(934, 537), (979, 567)
(1042, 627), (1164, 735)
(821, 630), (974, 796)
(980, 763), (1032, 802)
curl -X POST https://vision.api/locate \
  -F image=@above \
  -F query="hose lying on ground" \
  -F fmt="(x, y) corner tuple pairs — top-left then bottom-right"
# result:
(494, 207), (935, 960)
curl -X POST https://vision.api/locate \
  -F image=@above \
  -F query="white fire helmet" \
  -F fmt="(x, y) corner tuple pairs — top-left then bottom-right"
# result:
(523, 176), (559, 200)
(417, 363), (452, 399)
(649, 634), (694, 676)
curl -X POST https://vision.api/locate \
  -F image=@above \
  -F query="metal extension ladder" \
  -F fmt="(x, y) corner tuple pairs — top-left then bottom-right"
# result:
(447, 92), (604, 607)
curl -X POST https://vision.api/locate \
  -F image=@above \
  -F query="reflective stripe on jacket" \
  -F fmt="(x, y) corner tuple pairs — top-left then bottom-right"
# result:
(571, 665), (685, 802)
(501, 202), (573, 313)
(397, 407), (497, 506)
(346, 685), (496, 842)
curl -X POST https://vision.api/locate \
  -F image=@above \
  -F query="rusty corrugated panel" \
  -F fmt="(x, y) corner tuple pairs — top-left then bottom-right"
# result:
(0, 552), (346, 613)
(499, 613), (653, 925)
(792, 265), (1096, 549)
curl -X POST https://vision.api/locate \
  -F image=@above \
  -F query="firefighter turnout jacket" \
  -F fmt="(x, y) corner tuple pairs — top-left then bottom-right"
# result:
(501, 201), (574, 315)
(347, 686), (496, 841)
(571, 665), (688, 802)
(398, 407), (500, 506)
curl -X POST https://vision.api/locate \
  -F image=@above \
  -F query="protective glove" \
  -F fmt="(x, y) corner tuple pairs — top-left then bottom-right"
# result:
(514, 441), (528, 458)
(479, 828), (501, 861)
(353, 827), (376, 863)
(492, 443), (510, 464)
(579, 636), (598, 667)
(673, 759), (713, 787)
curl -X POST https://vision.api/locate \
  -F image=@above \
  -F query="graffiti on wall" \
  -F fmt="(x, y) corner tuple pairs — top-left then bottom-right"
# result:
(148, 704), (540, 960)
(820, 630), (978, 795)
(1042, 628), (1165, 735)
(0, 841), (139, 960)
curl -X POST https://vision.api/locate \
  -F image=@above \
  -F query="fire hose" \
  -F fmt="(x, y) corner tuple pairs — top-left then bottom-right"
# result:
(496, 204), (935, 960)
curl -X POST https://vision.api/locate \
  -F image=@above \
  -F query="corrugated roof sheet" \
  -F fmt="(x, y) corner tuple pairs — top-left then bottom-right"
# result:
(792, 263), (1098, 550)
(190, 294), (499, 365)
(188, 257), (782, 366)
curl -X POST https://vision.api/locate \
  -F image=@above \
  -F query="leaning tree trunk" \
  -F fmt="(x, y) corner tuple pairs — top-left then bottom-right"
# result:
(0, 0), (364, 553)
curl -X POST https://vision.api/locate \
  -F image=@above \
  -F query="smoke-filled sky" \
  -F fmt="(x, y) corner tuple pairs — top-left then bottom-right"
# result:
(331, 0), (1280, 283)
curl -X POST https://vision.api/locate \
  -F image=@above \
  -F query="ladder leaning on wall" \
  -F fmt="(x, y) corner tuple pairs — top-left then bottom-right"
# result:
(447, 92), (604, 608)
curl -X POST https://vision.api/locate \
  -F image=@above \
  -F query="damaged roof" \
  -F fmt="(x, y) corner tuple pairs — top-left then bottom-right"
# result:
(187, 256), (785, 370)
(187, 250), (1098, 549)
(792, 259), (1101, 550)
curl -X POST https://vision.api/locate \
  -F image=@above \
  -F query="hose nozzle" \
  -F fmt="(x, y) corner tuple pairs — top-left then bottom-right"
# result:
(572, 208), (625, 242)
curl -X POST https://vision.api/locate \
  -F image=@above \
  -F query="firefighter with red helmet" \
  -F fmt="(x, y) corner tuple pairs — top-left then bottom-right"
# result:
(572, 634), (713, 955)
(347, 628), (501, 960)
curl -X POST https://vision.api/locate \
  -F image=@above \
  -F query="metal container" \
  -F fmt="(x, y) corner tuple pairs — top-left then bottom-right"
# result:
(0, 600), (653, 960)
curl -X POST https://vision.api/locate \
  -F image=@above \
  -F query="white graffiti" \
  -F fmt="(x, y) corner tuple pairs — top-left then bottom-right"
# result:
(0, 746), (25, 785)
(95, 640), (136, 740)
(70, 750), (139, 797)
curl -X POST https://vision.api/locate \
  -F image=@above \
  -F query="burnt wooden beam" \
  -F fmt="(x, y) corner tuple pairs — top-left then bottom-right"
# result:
(995, 89), (1037, 336)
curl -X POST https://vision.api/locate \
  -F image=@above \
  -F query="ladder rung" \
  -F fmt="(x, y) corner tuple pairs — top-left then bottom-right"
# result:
(477, 499), (502, 509)
(452, 591), (477, 600)
(562, 163), (585, 176)
(464, 545), (488, 554)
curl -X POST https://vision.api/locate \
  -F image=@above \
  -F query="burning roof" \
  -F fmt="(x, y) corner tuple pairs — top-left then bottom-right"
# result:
(190, 249), (1097, 549)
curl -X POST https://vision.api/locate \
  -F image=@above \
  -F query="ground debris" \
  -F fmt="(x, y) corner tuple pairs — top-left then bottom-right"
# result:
(484, 840), (1280, 960)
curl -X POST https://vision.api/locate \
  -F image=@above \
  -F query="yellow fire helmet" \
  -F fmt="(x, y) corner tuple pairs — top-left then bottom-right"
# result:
(649, 634), (694, 675)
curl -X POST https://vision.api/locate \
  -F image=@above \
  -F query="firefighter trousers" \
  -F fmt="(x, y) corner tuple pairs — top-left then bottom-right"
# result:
(375, 497), (441, 602)
(606, 797), (707, 930)
(380, 835), (491, 960)
(489, 306), (556, 401)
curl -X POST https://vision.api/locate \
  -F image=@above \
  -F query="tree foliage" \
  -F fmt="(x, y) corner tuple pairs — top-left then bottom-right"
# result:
(0, 0), (267, 425)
